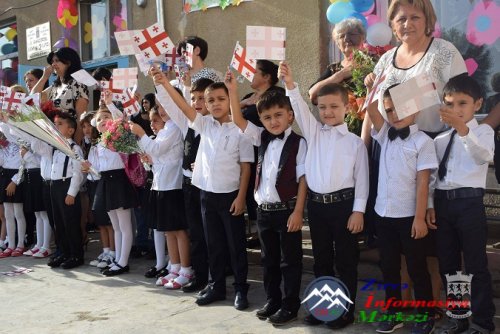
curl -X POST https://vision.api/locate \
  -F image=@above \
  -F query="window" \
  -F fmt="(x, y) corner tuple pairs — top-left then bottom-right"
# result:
(80, 0), (129, 61)
(0, 21), (19, 86)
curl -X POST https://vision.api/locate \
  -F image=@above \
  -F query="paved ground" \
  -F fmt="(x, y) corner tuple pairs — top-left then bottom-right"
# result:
(1, 225), (500, 334)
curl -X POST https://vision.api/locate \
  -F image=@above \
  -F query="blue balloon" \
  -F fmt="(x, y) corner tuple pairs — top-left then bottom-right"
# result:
(349, 12), (368, 28)
(327, 2), (356, 25)
(351, 0), (374, 13)
(1, 43), (15, 55)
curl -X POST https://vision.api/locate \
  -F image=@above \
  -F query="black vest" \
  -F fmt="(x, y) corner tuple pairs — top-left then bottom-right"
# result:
(182, 128), (201, 171)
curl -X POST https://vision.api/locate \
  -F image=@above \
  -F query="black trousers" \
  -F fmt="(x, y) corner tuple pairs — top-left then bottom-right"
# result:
(376, 215), (434, 315)
(257, 208), (303, 313)
(200, 190), (248, 295)
(307, 197), (359, 315)
(183, 181), (208, 283)
(435, 196), (495, 331)
(50, 179), (82, 259)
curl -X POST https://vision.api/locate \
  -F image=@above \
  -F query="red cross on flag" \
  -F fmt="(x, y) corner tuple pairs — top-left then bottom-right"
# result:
(121, 88), (141, 116)
(246, 26), (286, 60)
(101, 79), (125, 94)
(114, 30), (141, 55)
(230, 41), (256, 82)
(1, 90), (25, 112)
(133, 24), (175, 60)
(185, 43), (194, 67)
(112, 68), (138, 89)
(164, 46), (182, 69)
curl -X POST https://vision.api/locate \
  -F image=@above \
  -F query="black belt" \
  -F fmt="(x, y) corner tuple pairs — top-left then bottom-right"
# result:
(51, 178), (71, 184)
(258, 200), (296, 212)
(308, 188), (354, 204)
(183, 176), (192, 185)
(435, 187), (484, 200)
(26, 168), (41, 173)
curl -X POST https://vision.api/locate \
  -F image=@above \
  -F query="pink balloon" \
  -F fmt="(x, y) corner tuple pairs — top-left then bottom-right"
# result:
(464, 58), (478, 76)
(366, 14), (381, 27)
(361, 2), (375, 15)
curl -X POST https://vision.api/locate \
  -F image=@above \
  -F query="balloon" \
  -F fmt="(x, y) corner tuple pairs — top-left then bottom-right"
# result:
(349, 12), (368, 28)
(367, 22), (393, 46)
(366, 14), (381, 27)
(326, 1), (355, 24)
(330, 0), (350, 3)
(361, 2), (375, 15)
(5, 28), (17, 41)
(351, 0), (374, 13)
(1, 43), (15, 55)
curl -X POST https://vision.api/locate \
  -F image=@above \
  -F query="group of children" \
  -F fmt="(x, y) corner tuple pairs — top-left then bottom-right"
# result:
(0, 53), (495, 333)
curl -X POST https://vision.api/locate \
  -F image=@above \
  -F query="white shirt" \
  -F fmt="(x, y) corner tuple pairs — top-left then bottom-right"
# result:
(49, 140), (84, 197)
(373, 122), (438, 218)
(428, 119), (494, 208)
(156, 84), (200, 178)
(21, 151), (41, 169)
(287, 84), (369, 213)
(242, 123), (306, 204)
(190, 113), (254, 193)
(374, 38), (467, 133)
(93, 143), (125, 172)
(139, 120), (183, 191)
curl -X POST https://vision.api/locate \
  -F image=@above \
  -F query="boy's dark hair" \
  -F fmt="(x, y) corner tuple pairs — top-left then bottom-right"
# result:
(46, 47), (83, 85)
(177, 36), (208, 60)
(443, 73), (483, 101)
(257, 60), (279, 86)
(383, 83), (400, 100)
(205, 82), (228, 95)
(92, 67), (112, 81)
(256, 90), (292, 114)
(173, 86), (184, 97)
(54, 110), (78, 131)
(317, 83), (349, 105)
(191, 78), (214, 93)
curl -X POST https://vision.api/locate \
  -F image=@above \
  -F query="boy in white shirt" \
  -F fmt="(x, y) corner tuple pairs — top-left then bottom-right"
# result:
(367, 85), (438, 334)
(427, 75), (496, 334)
(279, 62), (368, 329)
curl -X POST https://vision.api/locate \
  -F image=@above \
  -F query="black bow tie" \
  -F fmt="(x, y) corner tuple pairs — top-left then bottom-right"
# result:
(269, 132), (285, 140)
(388, 126), (410, 141)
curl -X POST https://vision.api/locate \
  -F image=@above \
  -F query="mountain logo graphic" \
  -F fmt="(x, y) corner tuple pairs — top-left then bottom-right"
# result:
(302, 276), (353, 322)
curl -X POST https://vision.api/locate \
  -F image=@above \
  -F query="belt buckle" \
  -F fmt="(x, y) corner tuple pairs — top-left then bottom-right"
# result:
(322, 194), (330, 204)
(446, 190), (455, 200)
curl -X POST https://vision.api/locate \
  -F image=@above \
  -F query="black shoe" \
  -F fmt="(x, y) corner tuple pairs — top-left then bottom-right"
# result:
(48, 255), (67, 268)
(268, 309), (298, 326)
(303, 314), (323, 326)
(61, 257), (84, 269)
(196, 283), (213, 297)
(155, 267), (169, 278)
(195, 288), (225, 306)
(325, 314), (355, 329)
(102, 264), (130, 276)
(144, 266), (159, 278)
(234, 291), (249, 310)
(182, 279), (208, 293)
(256, 302), (281, 320)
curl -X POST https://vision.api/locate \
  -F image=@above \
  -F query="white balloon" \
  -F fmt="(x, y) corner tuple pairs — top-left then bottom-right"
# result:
(367, 22), (393, 46)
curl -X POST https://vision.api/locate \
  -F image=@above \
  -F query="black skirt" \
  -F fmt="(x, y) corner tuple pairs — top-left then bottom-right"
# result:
(149, 189), (187, 232)
(0, 168), (24, 204)
(23, 168), (45, 212)
(92, 169), (139, 212)
(87, 180), (111, 226)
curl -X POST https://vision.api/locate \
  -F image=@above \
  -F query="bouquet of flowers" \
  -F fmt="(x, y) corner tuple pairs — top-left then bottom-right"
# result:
(101, 118), (141, 154)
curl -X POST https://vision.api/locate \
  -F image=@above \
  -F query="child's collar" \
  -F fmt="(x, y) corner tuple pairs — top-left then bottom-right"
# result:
(321, 122), (348, 134)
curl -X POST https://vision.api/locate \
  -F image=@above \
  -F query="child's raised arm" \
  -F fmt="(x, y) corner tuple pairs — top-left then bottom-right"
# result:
(149, 67), (197, 122)
(366, 99), (384, 133)
(224, 69), (248, 131)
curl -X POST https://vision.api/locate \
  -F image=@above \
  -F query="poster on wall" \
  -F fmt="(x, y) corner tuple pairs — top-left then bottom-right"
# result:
(183, 0), (252, 13)
(26, 22), (51, 60)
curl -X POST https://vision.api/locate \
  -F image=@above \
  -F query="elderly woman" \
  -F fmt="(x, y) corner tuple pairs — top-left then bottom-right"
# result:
(309, 18), (366, 105)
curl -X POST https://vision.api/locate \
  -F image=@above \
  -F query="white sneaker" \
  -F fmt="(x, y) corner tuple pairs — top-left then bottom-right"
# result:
(90, 252), (106, 266)
(97, 254), (114, 269)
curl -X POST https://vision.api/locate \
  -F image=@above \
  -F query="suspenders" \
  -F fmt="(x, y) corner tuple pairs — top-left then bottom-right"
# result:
(54, 143), (75, 181)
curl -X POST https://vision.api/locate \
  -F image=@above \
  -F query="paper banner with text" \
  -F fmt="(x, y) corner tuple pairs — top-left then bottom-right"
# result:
(133, 24), (175, 60)
(389, 72), (441, 120)
(246, 26), (286, 60)
(230, 41), (256, 82)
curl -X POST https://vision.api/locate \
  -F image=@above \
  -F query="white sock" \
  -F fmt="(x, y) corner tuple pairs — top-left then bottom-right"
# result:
(13, 203), (26, 248)
(41, 211), (52, 250)
(153, 229), (166, 270)
(4, 203), (16, 249)
(103, 247), (110, 254)
(108, 210), (122, 262)
(116, 208), (133, 268)
(34, 211), (44, 249)
(174, 266), (194, 285)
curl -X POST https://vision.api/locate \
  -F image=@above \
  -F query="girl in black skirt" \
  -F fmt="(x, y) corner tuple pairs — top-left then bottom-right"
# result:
(130, 103), (192, 289)
(82, 107), (138, 276)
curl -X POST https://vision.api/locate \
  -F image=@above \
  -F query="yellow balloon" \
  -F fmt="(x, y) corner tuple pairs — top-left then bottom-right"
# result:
(5, 28), (17, 41)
